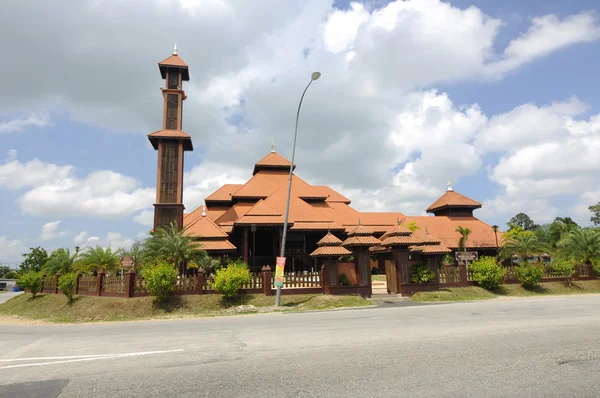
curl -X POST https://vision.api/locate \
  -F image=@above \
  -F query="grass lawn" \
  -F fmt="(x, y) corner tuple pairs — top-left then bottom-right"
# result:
(372, 275), (386, 282)
(0, 293), (373, 323)
(411, 280), (600, 302)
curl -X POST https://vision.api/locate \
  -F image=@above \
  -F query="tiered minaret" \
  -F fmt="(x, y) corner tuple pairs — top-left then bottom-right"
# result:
(148, 45), (193, 231)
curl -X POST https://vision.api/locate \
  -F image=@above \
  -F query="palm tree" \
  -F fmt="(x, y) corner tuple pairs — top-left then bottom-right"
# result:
(143, 221), (209, 274)
(406, 221), (420, 232)
(455, 226), (472, 251)
(499, 231), (549, 262)
(558, 228), (600, 266)
(75, 245), (122, 274)
(43, 248), (77, 275)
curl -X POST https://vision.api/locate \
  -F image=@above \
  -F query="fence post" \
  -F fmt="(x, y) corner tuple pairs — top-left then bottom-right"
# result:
(97, 270), (105, 296)
(195, 269), (205, 295)
(458, 264), (468, 287)
(54, 273), (60, 294)
(261, 265), (273, 296)
(40, 274), (46, 293)
(125, 269), (135, 298)
(321, 264), (330, 295)
(75, 273), (82, 295)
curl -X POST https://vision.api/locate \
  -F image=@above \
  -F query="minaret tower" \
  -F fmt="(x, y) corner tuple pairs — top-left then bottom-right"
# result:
(148, 45), (193, 232)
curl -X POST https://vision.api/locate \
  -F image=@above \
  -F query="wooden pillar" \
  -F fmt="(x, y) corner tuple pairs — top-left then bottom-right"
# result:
(261, 265), (273, 296)
(195, 269), (205, 295)
(243, 227), (249, 265)
(125, 269), (135, 298)
(97, 271), (105, 296)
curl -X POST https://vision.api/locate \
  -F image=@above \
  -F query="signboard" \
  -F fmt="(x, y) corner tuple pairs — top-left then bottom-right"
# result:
(274, 256), (286, 287)
(455, 251), (478, 262)
(120, 256), (135, 268)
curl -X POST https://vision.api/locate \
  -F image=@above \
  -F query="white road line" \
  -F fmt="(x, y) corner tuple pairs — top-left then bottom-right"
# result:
(0, 349), (184, 369)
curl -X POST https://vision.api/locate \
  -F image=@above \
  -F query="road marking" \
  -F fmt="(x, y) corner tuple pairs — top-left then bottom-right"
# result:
(0, 349), (184, 370)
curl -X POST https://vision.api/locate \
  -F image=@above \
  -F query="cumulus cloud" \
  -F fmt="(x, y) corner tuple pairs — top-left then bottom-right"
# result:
(0, 236), (28, 265)
(0, 113), (51, 133)
(40, 220), (69, 241)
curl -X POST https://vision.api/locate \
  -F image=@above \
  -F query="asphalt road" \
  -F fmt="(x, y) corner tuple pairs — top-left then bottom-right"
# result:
(1, 295), (600, 397)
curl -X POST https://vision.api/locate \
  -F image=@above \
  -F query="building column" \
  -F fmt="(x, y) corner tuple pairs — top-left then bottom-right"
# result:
(243, 227), (249, 265)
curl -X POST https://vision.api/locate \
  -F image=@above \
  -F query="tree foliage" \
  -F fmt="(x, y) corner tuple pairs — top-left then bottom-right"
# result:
(140, 261), (178, 302)
(76, 246), (122, 274)
(44, 248), (77, 275)
(500, 231), (549, 261)
(469, 256), (506, 290)
(0, 265), (16, 279)
(455, 226), (472, 251)
(557, 228), (600, 266)
(589, 202), (600, 226)
(58, 272), (78, 303)
(515, 262), (544, 289)
(16, 271), (43, 298)
(410, 263), (435, 284)
(19, 247), (49, 273)
(210, 260), (251, 298)
(144, 221), (209, 272)
(508, 213), (538, 231)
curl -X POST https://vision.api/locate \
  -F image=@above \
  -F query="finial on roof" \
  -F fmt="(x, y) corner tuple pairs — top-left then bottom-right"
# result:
(358, 218), (361, 226)
(173, 43), (178, 55)
(425, 226), (429, 236)
(396, 217), (400, 226)
(271, 140), (276, 153)
(447, 179), (453, 191)
(201, 206), (206, 217)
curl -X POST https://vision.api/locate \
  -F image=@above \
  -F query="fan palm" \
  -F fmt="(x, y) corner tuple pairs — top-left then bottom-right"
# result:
(75, 245), (122, 274)
(43, 248), (77, 275)
(455, 226), (472, 251)
(558, 228), (600, 266)
(499, 231), (549, 262)
(144, 221), (209, 273)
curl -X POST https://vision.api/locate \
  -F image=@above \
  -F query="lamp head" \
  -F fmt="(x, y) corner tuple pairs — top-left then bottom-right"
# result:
(492, 225), (498, 232)
(311, 72), (321, 81)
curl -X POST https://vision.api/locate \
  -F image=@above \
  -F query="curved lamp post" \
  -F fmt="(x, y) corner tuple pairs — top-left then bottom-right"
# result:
(276, 71), (321, 307)
(492, 225), (499, 258)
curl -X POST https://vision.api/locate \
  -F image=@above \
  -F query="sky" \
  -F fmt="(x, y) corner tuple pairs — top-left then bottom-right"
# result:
(1, 0), (600, 266)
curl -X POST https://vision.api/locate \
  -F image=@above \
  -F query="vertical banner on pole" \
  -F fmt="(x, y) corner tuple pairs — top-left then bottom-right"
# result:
(274, 256), (286, 287)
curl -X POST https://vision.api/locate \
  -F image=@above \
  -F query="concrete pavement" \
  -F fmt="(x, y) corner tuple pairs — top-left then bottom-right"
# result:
(0, 291), (22, 304)
(1, 295), (600, 397)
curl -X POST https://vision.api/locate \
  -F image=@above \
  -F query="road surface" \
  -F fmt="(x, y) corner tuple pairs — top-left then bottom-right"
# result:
(1, 295), (600, 397)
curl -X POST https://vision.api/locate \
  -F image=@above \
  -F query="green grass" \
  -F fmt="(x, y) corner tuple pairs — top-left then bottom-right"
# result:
(411, 280), (600, 302)
(0, 293), (373, 323)
(371, 275), (386, 282)
(411, 286), (496, 302)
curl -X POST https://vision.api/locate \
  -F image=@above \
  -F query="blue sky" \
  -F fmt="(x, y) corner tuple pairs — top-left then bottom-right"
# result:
(1, 0), (600, 265)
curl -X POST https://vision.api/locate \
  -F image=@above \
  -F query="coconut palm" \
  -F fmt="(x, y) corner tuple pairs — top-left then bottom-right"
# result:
(455, 226), (472, 251)
(75, 245), (122, 274)
(558, 228), (600, 266)
(43, 248), (77, 275)
(143, 221), (209, 274)
(499, 231), (549, 262)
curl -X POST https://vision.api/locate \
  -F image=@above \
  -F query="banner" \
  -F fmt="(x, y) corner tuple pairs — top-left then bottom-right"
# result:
(274, 256), (286, 287)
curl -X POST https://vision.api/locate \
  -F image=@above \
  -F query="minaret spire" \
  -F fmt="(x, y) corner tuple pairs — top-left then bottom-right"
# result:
(271, 140), (276, 153)
(173, 43), (178, 55)
(447, 179), (453, 192)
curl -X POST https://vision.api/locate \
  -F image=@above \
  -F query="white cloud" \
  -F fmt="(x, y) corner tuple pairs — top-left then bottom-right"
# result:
(5, 149), (17, 162)
(0, 236), (28, 265)
(77, 232), (134, 252)
(133, 210), (154, 227)
(183, 161), (248, 210)
(40, 220), (69, 241)
(0, 158), (73, 190)
(322, 2), (370, 54)
(0, 113), (51, 133)
(74, 231), (88, 245)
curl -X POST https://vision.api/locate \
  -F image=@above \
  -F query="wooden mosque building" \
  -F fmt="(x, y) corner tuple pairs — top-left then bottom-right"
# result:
(148, 48), (500, 274)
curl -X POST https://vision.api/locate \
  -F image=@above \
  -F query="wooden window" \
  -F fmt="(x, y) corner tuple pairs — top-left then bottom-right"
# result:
(156, 207), (178, 230)
(168, 70), (179, 89)
(159, 142), (179, 203)
(166, 94), (179, 130)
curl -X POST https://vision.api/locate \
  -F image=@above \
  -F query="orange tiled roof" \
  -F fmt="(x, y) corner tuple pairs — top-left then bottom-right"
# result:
(263, 188), (333, 223)
(314, 186), (351, 204)
(289, 221), (345, 231)
(347, 223), (375, 236)
(186, 214), (228, 239)
(245, 199), (282, 216)
(147, 129), (193, 151)
(404, 216), (498, 249)
(205, 184), (244, 202)
(410, 244), (452, 254)
(215, 203), (254, 225)
(380, 223), (413, 239)
(310, 245), (352, 257)
(426, 190), (482, 212)
(253, 152), (295, 175)
(316, 232), (343, 246)
(380, 235), (423, 246)
(199, 240), (237, 252)
(342, 235), (382, 247)
(159, 54), (189, 68)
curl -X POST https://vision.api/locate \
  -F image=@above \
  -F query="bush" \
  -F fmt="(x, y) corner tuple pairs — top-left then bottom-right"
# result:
(16, 271), (43, 298)
(141, 261), (178, 302)
(58, 272), (78, 302)
(469, 256), (506, 290)
(339, 274), (350, 286)
(515, 261), (543, 288)
(550, 258), (576, 286)
(371, 267), (379, 275)
(410, 263), (435, 283)
(210, 260), (251, 298)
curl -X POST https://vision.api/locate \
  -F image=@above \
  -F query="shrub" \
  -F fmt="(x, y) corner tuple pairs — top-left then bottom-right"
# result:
(16, 271), (43, 298)
(410, 263), (435, 283)
(58, 272), (78, 302)
(210, 260), (251, 298)
(141, 261), (178, 302)
(469, 256), (506, 290)
(515, 261), (543, 288)
(339, 274), (350, 286)
(550, 258), (576, 286)
(371, 267), (379, 275)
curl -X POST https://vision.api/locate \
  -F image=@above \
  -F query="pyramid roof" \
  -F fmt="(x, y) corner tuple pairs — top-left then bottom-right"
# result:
(426, 190), (482, 213)
(147, 129), (193, 151)
(253, 152), (295, 175)
(158, 53), (190, 81)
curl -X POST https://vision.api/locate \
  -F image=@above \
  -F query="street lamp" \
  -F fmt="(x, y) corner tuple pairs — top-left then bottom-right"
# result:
(276, 71), (321, 307)
(251, 224), (257, 272)
(492, 225), (499, 257)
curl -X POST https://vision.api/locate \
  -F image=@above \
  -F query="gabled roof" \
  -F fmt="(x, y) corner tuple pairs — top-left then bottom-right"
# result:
(263, 187), (333, 223)
(252, 152), (295, 175)
(158, 54), (190, 81)
(426, 190), (482, 213)
(245, 199), (281, 216)
(186, 215), (228, 239)
(403, 216), (498, 249)
(147, 129), (193, 151)
(235, 199), (285, 225)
